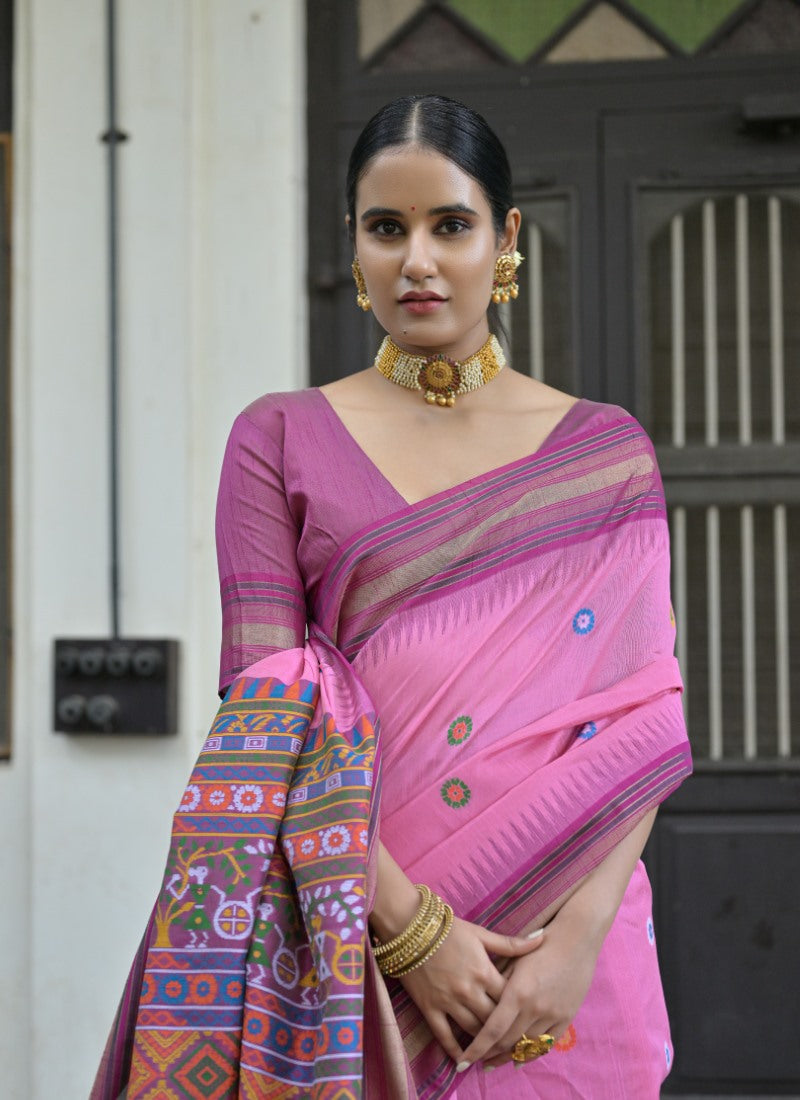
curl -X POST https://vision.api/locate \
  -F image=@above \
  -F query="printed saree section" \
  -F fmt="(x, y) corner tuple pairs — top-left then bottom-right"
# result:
(91, 643), (380, 1100)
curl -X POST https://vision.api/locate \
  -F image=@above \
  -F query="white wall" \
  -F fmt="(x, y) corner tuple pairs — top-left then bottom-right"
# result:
(1, 2), (306, 1096)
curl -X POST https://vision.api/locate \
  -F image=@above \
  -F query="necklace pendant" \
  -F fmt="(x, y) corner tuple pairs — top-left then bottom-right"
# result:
(373, 334), (505, 406)
(424, 389), (455, 407)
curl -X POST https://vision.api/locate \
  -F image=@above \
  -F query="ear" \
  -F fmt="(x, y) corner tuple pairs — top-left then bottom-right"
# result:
(498, 207), (521, 255)
(345, 212), (355, 242)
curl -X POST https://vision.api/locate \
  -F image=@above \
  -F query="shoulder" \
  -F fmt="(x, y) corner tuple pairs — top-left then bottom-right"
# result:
(560, 399), (662, 483)
(567, 398), (643, 435)
(239, 387), (323, 427)
(227, 388), (326, 447)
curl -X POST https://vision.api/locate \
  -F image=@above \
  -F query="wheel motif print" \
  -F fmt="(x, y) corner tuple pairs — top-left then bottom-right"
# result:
(331, 941), (363, 986)
(213, 900), (252, 939)
(273, 946), (300, 989)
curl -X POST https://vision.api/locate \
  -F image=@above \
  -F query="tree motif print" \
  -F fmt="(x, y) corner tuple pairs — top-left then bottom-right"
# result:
(155, 837), (257, 948)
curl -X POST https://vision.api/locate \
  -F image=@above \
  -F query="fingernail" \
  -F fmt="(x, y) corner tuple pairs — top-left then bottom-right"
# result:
(455, 1061), (470, 1073)
(526, 928), (544, 939)
(484, 1065), (495, 1073)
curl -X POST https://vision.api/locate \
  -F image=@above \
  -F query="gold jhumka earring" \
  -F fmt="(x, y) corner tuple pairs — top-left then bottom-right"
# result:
(351, 257), (371, 311)
(491, 250), (524, 304)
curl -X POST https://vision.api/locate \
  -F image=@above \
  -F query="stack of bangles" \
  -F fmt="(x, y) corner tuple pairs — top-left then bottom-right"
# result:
(371, 884), (454, 978)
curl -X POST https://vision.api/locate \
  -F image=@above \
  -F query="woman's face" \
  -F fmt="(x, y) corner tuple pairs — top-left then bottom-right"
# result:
(353, 146), (520, 361)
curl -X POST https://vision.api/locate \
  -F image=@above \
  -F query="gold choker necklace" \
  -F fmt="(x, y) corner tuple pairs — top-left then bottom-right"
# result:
(374, 334), (505, 408)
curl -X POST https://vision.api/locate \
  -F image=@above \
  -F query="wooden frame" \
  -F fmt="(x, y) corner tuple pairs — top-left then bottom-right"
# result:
(0, 132), (11, 759)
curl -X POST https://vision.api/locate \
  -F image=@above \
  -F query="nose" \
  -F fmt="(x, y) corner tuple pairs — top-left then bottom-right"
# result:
(401, 229), (437, 281)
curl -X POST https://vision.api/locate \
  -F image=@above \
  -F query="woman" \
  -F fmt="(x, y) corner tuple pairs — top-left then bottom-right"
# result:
(93, 95), (691, 1099)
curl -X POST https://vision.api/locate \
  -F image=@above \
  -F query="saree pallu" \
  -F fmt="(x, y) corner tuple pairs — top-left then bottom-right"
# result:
(92, 408), (691, 1099)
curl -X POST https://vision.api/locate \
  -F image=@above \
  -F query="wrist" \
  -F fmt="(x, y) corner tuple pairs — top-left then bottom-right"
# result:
(370, 880), (423, 942)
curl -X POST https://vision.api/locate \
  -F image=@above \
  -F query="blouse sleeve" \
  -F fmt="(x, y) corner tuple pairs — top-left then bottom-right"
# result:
(215, 401), (306, 695)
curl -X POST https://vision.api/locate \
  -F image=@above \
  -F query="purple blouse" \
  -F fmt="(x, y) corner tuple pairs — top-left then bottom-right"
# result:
(215, 389), (605, 695)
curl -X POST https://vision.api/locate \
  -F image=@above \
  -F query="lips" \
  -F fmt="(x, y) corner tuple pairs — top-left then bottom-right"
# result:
(399, 292), (446, 315)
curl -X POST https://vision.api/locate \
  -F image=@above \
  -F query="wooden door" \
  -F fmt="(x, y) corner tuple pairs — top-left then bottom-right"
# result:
(603, 104), (800, 1096)
(307, 6), (800, 1091)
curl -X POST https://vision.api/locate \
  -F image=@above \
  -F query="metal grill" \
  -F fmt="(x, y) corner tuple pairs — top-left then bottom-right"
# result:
(650, 190), (800, 763)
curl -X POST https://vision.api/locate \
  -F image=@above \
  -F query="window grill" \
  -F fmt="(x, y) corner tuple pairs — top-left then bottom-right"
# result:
(645, 189), (800, 764)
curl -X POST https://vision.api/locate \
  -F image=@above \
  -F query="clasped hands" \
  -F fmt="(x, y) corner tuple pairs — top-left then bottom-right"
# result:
(398, 907), (597, 1072)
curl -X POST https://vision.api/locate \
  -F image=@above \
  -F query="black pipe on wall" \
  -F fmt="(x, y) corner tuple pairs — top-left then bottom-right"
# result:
(101, 0), (127, 637)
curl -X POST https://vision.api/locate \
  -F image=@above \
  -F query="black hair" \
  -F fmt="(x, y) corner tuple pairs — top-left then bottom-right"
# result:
(346, 94), (514, 238)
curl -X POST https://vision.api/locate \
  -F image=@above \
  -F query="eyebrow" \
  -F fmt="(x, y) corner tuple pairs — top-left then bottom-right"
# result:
(359, 203), (479, 221)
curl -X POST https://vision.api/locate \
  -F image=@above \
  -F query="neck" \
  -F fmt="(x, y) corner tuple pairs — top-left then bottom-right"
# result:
(388, 323), (492, 364)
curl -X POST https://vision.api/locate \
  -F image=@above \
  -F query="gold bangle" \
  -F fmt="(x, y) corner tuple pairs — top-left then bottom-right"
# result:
(385, 903), (454, 977)
(372, 884), (455, 978)
(372, 884), (435, 959)
(377, 911), (444, 972)
(375, 911), (444, 972)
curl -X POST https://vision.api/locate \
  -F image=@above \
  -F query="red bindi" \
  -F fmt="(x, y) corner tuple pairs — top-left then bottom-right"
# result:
(410, 205), (416, 211)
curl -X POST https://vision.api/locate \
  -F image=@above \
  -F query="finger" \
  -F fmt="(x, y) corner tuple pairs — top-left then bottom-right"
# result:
(476, 1013), (526, 1063)
(484, 1019), (563, 1068)
(482, 1052), (513, 1070)
(457, 1001), (523, 1069)
(464, 1003), (559, 1066)
(425, 1009), (465, 1067)
(470, 989), (501, 1022)
(476, 926), (544, 960)
(447, 1005), (484, 1038)
(481, 965), (508, 1005)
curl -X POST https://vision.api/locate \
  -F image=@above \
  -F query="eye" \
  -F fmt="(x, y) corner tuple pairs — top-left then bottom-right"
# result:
(368, 219), (404, 237)
(435, 217), (471, 236)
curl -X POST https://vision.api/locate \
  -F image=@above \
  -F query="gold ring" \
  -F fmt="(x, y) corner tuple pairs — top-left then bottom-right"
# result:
(511, 1032), (555, 1063)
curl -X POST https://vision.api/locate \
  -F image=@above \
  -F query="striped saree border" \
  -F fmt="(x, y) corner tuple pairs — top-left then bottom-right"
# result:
(315, 418), (664, 661)
(320, 419), (642, 605)
(466, 744), (691, 930)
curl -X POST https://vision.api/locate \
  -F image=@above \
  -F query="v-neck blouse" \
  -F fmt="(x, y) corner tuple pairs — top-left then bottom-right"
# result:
(215, 387), (622, 694)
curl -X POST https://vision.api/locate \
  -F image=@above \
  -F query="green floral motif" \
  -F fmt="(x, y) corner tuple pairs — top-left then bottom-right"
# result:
(447, 715), (473, 746)
(441, 777), (471, 809)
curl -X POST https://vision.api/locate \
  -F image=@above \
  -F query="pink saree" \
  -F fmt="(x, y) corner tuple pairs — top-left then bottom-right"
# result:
(92, 394), (691, 1099)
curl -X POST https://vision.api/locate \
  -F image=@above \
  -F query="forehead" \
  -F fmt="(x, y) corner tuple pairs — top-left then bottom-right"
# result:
(355, 147), (488, 213)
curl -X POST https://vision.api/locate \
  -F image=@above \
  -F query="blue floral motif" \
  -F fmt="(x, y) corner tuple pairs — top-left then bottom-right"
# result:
(572, 608), (595, 635)
(665, 1042), (672, 1070)
(578, 721), (598, 740)
(647, 917), (656, 945)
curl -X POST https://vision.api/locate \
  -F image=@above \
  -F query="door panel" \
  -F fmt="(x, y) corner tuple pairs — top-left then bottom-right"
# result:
(604, 107), (800, 1094)
(654, 813), (800, 1091)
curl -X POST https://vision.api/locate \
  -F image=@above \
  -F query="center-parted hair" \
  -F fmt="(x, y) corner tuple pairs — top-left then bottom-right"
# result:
(346, 95), (514, 237)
